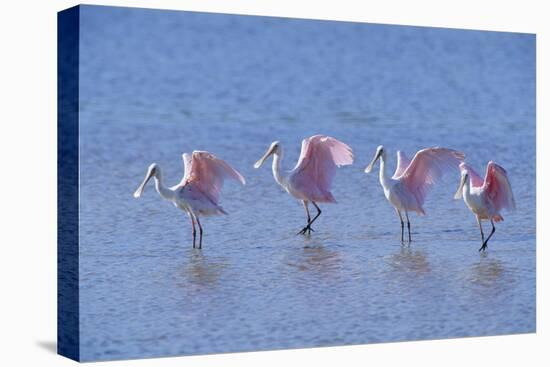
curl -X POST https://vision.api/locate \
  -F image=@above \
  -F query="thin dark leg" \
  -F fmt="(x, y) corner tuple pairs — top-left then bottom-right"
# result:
(405, 211), (411, 243)
(477, 216), (485, 245)
(298, 201), (321, 235)
(396, 209), (404, 244)
(191, 216), (197, 248)
(305, 201), (311, 224)
(309, 202), (322, 227)
(196, 216), (204, 249)
(479, 219), (495, 252)
(298, 200), (314, 235)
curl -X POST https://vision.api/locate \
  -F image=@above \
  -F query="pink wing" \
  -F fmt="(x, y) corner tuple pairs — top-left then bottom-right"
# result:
(392, 150), (411, 179)
(290, 135), (353, 202)
(181, 152), (193, 183)
(400, 147), (465, 206)
(458, 162), (484, 187)
(482, 161), (516, 212)
(182, 151), (245, 204)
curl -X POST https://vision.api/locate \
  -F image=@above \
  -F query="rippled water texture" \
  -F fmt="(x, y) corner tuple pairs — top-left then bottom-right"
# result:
(76, 5), (535, 361)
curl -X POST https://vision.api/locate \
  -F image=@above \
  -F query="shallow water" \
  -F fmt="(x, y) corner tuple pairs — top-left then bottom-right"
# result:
(76, 5), (535, 361)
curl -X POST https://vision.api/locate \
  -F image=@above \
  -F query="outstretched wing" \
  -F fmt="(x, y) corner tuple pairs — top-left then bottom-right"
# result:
(181, 152), (193, 183)
(400, 147), (465, 206)
(482, 161), (516, 212)
(181, 151), (245, 204)
(290, 135), (353, 202)
(392, 150), (411, 179)
(459, 162), (484, 187)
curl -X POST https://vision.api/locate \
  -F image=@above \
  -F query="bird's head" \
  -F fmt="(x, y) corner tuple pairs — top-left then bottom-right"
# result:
(365, 145), (385, 173)
(133, 163), (159, 198)
(254, 141), (280, 169)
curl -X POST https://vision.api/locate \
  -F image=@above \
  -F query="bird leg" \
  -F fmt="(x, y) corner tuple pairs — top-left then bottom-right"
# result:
(309, 202), (322, 229)
(298, 200), (314, 235)
(190, 215), (197, 248)
(479, 219), (495, 252)
(299, 202), (322, 235)
(196, 216), (204, 249)
(476, 216), (485, 246)
(396, 209), (405, 244)
(405, 211), (412, 243)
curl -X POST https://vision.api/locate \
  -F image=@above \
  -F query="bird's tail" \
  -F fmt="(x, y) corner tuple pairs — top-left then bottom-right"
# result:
(314, 191), (337, 203)
(493, 214), (504, 222)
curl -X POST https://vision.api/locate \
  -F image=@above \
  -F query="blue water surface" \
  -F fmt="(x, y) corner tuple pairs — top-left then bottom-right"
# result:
(76, 5), (535, 361)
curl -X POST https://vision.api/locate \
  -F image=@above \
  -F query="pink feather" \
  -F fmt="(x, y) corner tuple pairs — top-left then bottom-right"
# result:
(392, 150), (411, 179)
(182, 151), (245, 205)
(289, 135), (353, 203)
(400, 147), (465, 207)
(482, 161), (516, 213)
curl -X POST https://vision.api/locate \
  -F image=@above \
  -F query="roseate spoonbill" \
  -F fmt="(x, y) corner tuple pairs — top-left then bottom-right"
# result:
(365, 146), (465, 243)
(454, 161), (515, 251)
(133, 151), (245, 249)
(254, 135), (353, 234)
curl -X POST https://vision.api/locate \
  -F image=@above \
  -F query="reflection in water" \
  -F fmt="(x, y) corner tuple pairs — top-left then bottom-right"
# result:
(468, 255), (506, 289)
(285, 237), (342, 278)
(181, 250), (226, 288)
(387, 246), (431, 275)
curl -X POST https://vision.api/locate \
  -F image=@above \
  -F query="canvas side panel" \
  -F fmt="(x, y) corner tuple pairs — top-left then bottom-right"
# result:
(57, 5), (80, 362)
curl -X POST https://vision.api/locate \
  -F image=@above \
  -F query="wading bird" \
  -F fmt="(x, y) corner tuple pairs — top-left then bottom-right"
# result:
(254, 135), (353, 234)
(365, 146), (464, 243)
(454, 161), (515, 251)
(133, 151), (245, 249)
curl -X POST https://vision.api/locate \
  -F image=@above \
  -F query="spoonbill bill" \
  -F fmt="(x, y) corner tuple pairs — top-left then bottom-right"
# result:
(454, 161), (515, 251)
(365, 146), (464, 243)
(254, 135), (353, 234)
(133, 151), (245, 249)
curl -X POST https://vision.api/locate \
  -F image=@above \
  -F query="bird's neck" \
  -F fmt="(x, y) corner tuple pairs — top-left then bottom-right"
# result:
(272, 150), (287, 188)
(153, 172), (175, 201)
(462, 177), (473, 199)
(379, 155), (391, 190)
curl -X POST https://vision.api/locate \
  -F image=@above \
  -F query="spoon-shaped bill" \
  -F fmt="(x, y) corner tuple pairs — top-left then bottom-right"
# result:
(133, 165), (156, 198)
(365, 150), (381, 173)
(254, 144), (276, 168)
